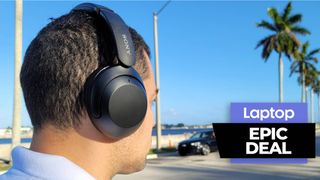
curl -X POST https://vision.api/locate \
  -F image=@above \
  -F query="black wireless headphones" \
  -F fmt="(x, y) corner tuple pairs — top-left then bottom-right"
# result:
(72, 3), (148, 139)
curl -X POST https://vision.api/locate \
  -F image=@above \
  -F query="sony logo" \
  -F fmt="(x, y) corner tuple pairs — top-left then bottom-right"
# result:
(122, 34), (131, 55)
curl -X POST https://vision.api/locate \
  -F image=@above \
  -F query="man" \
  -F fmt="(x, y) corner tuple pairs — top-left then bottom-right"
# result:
(1, 4), (157, 180)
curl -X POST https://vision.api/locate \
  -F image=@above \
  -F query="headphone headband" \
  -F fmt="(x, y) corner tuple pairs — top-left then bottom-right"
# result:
(72, 3), (136, 67)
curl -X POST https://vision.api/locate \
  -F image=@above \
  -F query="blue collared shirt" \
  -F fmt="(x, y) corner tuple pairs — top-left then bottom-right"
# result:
(0, 146), (95, 180)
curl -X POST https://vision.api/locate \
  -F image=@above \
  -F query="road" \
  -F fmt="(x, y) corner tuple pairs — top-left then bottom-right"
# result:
(114, 136), (320, 180)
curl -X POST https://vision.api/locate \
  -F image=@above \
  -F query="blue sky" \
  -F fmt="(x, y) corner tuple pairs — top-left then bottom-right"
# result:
(1, 1), (320, 128)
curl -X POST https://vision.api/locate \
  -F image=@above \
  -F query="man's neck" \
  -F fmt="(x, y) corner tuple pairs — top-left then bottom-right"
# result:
(30, 125), (118, 180)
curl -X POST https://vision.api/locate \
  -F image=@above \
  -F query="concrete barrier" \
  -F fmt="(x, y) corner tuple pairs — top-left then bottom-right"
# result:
(151, 133), (192, 149)
(0, 143), (30, 160)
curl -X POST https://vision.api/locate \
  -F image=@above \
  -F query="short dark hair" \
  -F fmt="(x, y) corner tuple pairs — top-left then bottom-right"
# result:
(20, 10), (151, 131)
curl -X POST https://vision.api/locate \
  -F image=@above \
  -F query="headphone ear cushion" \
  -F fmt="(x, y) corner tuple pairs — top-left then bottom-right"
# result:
(83, 69), (101, 119)
(85, 66), (148, 138)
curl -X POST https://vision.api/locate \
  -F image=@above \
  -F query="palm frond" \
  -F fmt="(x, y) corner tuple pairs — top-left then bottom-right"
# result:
(262, 38), (274, 60)
(305, 68), (319, 88)
(307, 48), (320, 57)
(293, 49), (301, 60)
(314, 80), (320, 94)
(287, 33), (301, 47)
(287, 14), (302, 24)
(291, 26), (311, 35)
(282, 2), (292, 21)
(302, 41), (309, 55)
(255, 34), (275, 49)
(267, 7), (281, 23)
(290, 61), (299, 76)
(279, 33), (300, 58)
(305, 62), (315, 69)
(262, 44), (271, 60)
(256, 20), (277, 32)
(307, 57), (319, 63)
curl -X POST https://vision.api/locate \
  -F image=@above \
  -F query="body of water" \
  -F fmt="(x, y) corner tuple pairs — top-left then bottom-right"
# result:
(152, 128), (211, 136)
(0, 128), (212, 144)
(0, 138), (32, 144)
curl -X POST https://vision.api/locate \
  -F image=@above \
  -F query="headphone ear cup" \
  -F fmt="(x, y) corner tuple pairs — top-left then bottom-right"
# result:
(85, 66), (147, 138)
(103, 76), (147, 128)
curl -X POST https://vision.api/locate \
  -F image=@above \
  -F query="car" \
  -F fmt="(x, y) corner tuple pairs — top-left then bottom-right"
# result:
(177, 130), (217, 156)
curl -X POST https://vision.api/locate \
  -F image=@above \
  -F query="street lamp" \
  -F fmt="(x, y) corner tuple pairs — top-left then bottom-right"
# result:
(153, 0), (171, 151)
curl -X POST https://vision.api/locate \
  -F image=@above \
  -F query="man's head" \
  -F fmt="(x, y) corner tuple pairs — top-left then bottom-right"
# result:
(20, 8), (156, 176)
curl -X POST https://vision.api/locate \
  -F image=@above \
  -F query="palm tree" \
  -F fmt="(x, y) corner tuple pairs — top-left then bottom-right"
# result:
(12, 0), (23, 150)
(290, 41), (320, 102)
(314, 80), (320, 123)
(305, 69), (318, 123)
(256, 2), (310, 102)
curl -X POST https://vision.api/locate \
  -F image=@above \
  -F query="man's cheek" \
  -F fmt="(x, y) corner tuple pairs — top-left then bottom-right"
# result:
(146, 109), (154, 131)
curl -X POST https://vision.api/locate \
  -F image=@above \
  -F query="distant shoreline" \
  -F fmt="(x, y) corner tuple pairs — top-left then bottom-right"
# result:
(0, 128), (212, 144)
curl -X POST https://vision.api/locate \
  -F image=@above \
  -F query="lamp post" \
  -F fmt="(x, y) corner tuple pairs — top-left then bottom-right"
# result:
(12, 0), (23, 150)
(153, 0), (170, 151)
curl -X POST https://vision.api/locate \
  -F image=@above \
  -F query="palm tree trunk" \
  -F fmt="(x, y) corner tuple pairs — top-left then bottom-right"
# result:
(12, 0), (23, 150)
(306, 87), (309, 122)
(305, 86), (308, 103)
(306, 87), (310, 122)
(318, 94), (320, 123)
(311, 88), (314, 123)
(279, 53), (283, 102)
(302, 73), (306, 102)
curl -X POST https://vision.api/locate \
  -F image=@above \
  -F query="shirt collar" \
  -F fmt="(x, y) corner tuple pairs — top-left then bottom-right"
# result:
(11, 146), (95, 180)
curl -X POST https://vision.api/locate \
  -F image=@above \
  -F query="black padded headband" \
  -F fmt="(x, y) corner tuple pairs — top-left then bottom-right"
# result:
(72, 3), (136, 67)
